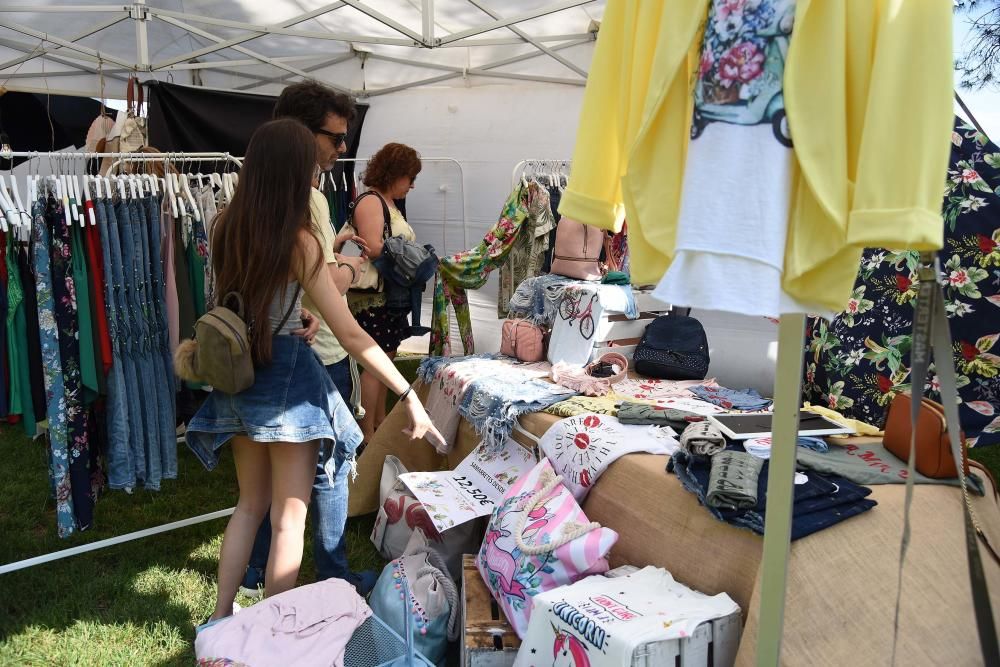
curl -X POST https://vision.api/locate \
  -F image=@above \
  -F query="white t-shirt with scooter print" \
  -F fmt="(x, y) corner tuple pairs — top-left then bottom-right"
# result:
(654, 0), (831, 320)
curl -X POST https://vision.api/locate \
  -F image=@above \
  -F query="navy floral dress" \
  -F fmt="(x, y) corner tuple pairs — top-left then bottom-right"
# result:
(804, 119), (1000, 447)
(46, 196), (95, 529)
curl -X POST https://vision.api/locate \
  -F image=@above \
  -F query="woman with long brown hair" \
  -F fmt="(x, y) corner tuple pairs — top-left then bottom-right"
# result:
(178, 119), (445, 623)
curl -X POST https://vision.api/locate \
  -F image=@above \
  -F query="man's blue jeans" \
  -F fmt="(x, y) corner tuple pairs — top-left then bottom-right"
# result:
(246, 356), (355, 582)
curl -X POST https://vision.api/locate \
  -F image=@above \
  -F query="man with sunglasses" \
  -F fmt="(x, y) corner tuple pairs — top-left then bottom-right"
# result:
(238, 81), (377, 599)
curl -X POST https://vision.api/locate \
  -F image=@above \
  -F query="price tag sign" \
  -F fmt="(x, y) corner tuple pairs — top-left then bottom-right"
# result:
(400, 438), (536, 532)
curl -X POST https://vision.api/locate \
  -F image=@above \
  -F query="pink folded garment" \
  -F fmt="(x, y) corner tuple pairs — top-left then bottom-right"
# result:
(195, 578), (372, 667)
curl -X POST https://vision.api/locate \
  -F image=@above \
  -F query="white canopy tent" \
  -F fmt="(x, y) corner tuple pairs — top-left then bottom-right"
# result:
(1, 6), (995, 664)
(0, 0), (602, 97)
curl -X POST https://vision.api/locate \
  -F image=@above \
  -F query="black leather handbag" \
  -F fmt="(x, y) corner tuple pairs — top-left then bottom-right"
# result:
(632, 314), (710, 380)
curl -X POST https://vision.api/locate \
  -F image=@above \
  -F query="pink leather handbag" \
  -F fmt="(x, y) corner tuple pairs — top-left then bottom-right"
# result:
(500, 319), (546, 362)
(550, 217), (604, 281)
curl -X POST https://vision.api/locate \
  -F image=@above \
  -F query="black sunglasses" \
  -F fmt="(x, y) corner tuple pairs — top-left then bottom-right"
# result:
(315, 128), (348, 147)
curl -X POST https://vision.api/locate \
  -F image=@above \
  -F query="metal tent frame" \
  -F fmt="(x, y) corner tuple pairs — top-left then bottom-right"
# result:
(0, 1), (600, 97)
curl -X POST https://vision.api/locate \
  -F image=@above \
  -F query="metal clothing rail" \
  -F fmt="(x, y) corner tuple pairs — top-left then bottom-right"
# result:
(1, 150), (243, 167)
(338, 156), (469, 253)
(0, 149), (243, 575)
(511, 158), (571, 189)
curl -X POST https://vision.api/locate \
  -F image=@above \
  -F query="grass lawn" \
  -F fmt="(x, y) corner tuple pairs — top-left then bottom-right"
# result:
(0, 356), (427, 666)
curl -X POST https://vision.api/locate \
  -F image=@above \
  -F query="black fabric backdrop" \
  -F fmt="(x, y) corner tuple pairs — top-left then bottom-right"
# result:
(0, 91), (104, 167)
(146, 81), (368, 182)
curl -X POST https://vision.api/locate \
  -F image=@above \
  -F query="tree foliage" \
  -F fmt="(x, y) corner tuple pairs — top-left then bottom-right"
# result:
(957, 1), (1000, 90)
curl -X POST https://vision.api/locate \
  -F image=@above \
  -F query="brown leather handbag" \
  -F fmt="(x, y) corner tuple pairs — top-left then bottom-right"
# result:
(883, 392), (969, 479)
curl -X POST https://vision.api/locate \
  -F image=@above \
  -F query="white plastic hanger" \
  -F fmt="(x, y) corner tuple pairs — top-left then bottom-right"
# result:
(0, 177), (15, 232)
(82, 176), (96, 226)
(10, 174), (29, 229)
(181, 173), (200, 222)
(73, 175), (86, 227)
(165, 168), (178, 218)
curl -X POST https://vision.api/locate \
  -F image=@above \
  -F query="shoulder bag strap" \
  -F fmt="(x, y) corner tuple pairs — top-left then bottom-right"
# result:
(892, 253), (999, 665)
(350, 191), (392, 241)
(271, 283), (302, 336)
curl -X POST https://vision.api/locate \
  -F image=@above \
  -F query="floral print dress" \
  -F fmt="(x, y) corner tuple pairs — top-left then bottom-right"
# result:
(46, 196), (95, 531)
(804, 120), (1000, 446)
(32, 197), (75, 537)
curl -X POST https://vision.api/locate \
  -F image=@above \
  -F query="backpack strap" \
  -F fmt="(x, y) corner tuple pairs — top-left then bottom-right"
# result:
(272, 283), (302, 335)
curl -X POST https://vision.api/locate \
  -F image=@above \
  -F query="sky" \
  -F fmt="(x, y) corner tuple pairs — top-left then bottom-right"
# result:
(954, 12), (1000, 137)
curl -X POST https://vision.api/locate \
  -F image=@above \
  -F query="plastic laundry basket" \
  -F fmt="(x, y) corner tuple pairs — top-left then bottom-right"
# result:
(344, 613), (435, 666)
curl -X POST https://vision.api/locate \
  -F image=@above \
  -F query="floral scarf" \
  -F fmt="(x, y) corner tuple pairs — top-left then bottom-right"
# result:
(430, 182), (535, 356)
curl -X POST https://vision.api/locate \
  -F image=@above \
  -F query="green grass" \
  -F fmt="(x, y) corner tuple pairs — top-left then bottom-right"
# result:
(0, 357), (429, 666)
(970, 444), (1000, 480)
(0, 429), (384, 666)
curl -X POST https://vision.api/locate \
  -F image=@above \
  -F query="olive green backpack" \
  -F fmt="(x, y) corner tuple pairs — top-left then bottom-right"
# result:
(174, 288), (300, 394)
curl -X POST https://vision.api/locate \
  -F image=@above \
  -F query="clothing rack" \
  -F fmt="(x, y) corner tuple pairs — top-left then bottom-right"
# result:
(339, 156), (469, 254)
(0, 149), (242, 575)
(511, 158), (571, 189)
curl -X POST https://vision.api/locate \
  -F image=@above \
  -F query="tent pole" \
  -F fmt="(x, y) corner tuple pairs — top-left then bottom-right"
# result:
(133, 0), (149, 70)
(438, 0), (597, 46)
(756, 313), (806, 665)
(422, 0), (435, 45)
(465, 0), (587, 78)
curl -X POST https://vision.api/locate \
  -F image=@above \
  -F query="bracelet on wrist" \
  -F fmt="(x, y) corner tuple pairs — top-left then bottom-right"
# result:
(398, 386), (413, 402)
(342, 263), (357, 284)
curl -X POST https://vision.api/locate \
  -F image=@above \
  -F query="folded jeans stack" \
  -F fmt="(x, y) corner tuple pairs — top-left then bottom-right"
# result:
(669, 447), (877, 540)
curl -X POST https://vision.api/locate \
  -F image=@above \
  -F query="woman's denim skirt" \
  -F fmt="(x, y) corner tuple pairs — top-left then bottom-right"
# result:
(185, 335), (363, 486)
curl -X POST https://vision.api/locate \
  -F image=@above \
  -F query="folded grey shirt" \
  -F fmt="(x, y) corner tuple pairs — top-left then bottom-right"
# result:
(706, 450), (764, 510)
(796, 442), (984, 496)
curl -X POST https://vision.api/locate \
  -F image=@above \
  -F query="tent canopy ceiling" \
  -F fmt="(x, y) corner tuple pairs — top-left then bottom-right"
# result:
(0, 0), (604, 98)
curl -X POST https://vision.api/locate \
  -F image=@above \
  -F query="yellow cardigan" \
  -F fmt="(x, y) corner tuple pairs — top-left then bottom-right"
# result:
(559, 0), (954, 314)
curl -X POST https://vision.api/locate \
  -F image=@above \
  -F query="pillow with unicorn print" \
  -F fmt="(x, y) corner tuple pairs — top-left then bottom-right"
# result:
(476, 457), (619, 638)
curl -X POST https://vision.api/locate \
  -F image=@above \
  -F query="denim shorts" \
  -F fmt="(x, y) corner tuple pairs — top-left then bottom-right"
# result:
(185, 335), (363, 486)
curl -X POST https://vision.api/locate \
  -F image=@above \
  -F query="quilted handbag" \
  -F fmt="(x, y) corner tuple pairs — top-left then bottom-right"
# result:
(371, 455), (481, 578)
(500, 318), (546, 362)
(476, 458), (618, 637)
(633, 314), (710, 380)
(550, 217), (604, 281)
(370, 531), (460, 666)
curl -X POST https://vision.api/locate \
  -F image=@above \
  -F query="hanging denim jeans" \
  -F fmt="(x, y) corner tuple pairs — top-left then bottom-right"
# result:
(96, 199), (134, 489)
(110, 199), (149, 485)
(32, 197), (76, 537)
(46, 195), (94, 531)
(120, 199), (162, 489)
(136, 195), (177, 479)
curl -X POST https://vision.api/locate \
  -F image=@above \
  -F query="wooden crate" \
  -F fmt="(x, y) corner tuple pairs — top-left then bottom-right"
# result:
(462, 554), (520, 667)
(603, 565), (742, 667)
(589, 288), (670, 363)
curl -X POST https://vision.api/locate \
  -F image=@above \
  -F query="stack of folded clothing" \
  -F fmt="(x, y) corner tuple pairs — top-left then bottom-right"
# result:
(669, 445), (877, 540)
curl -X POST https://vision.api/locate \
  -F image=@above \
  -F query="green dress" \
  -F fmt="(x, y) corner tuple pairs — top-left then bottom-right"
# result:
(6, 237), (35, 436)
(71, 225), (99, 404)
